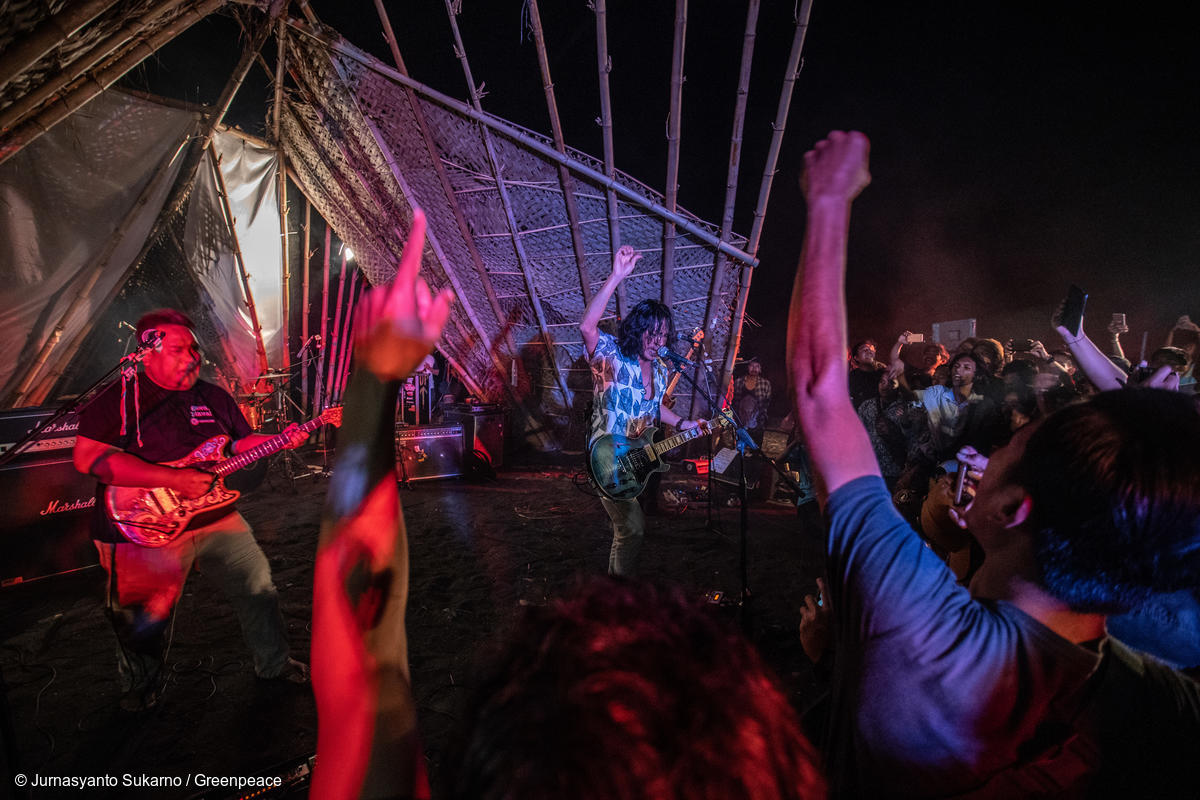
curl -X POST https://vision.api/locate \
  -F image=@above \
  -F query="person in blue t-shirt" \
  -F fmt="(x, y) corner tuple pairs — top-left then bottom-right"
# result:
(788, 131), (1200, 797)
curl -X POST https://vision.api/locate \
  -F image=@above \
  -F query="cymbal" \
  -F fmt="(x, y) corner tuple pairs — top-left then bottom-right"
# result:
(255, 371), (293, 380)
(239, 392), (273, 400)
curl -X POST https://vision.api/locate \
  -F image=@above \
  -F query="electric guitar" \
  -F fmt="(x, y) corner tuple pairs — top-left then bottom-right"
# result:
(589, 413), (731, 500)
(106, 406), (343, 547)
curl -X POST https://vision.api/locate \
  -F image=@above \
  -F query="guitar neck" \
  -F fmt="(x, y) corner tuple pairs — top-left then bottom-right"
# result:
(650, 418), (714, 458)
(213, 415), (325, 477)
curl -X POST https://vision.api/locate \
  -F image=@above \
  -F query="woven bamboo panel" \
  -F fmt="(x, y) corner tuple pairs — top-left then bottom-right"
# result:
(281, 27), (748, 449)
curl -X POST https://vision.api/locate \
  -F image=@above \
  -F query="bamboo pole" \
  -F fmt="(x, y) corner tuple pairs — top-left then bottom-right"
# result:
(273, 17), (291, 374)
(8, 130), (191, 406)
(527, 0), (592, 304)
(0, 0), (193, 137)
(662, 0), (688, 307)
(442, 0), (574, 409)
(0, 0), (122, 90)
(0, 0), (229, 164)
(366, 0), (520, 360)
(720, 0), (814, 390)
(301, 198), (312, 410)
(284, 20), (758, 269)
(208, 143), (272, 378)
(332, 271), (361, 404)
(697, 0), (759, 418)
(315, 224), (332, 413)
(325, 249), (349, 405)
(593, 0), (626, 318)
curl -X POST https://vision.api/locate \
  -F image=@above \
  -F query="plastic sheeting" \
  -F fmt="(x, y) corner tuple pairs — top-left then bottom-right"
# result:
(210, 132), (283, 371)
(0, 90), (195, 403)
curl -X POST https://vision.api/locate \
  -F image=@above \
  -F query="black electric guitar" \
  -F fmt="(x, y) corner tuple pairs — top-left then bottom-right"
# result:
(106, 407), (342, 547)
(589, 414), (731, 500)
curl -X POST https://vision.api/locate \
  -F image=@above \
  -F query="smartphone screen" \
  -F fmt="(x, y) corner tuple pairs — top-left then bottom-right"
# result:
(1060, 284), (1088, 338)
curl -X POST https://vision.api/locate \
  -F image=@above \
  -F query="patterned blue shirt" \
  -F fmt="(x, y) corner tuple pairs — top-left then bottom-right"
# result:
(587, 331), (669, 447)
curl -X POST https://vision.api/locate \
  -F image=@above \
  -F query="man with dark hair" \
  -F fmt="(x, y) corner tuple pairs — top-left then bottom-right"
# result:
(847, 339), (884, 410)
(788, 131), (1200, 795)
(74, 308), (311, 710)
(580, 245), (705, 575)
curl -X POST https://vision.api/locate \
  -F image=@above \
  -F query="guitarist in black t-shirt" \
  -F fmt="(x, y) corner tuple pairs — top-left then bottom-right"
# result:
(74, 309), (311, 711)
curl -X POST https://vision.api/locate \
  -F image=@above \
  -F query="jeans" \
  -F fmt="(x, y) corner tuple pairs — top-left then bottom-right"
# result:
(94, 511), (292, 694)
(600, 496), (644, 576)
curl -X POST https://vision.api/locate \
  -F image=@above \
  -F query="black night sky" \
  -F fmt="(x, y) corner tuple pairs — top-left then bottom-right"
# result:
(129, 0), (1200, 393)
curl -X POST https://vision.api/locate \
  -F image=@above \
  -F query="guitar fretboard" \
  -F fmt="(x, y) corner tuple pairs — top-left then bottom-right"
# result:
(213, 415), (326, 476)
(648, 417), (722, 458)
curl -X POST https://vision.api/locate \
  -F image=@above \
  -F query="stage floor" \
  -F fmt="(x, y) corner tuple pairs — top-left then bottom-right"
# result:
(0, 454), (826, 798)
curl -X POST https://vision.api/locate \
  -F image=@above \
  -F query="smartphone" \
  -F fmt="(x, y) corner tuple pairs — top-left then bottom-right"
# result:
(1060, 284), (1088, 338)
(908, 332), (925, 343)
(953, 463), (969, 505)
(1112, 312), (1126, 327)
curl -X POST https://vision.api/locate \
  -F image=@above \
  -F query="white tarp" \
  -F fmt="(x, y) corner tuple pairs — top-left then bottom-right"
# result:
(211, 132), (283, 370)
(0, 90), (196, 403)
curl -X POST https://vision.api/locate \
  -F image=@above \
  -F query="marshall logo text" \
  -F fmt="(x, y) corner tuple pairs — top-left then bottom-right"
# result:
(41, 497), (96, 516)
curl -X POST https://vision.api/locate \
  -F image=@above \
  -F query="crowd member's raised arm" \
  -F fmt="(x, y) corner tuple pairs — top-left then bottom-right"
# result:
(310, 209), (453, 800)
(787, 131), (880, 499)
(1054, 311), (1135, 391)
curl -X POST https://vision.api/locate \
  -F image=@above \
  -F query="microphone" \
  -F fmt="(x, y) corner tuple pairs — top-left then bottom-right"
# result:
(657, 346), (695, 369)
(138, 328), (165, 348)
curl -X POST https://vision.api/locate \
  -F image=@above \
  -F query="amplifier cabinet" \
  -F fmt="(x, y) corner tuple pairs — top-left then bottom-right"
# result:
(0, 456), (98, 585)
(395, 424), (464, 482)
(0, 407), (97, 585)
(441, 403), (505, 468)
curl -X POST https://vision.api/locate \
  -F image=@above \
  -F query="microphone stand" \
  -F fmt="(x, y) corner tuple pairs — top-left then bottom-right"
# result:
(663, 348), (805, 621)
(0, 341), (158, 468)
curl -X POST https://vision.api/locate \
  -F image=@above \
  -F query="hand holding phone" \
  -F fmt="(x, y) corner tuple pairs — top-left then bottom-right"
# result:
(1056, 284), (1088, 339)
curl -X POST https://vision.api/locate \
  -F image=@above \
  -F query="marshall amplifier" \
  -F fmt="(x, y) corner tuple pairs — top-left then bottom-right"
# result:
(441, 402), (505, 468)
(394, 424), (464, 482)
(0, 407), (98, 586)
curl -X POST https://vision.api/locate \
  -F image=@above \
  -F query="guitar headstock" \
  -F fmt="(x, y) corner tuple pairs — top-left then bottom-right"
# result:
(321, 405), (344, 428)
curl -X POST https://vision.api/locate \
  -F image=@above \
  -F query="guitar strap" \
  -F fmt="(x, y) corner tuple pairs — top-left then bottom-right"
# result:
(118, 366), (144, 448)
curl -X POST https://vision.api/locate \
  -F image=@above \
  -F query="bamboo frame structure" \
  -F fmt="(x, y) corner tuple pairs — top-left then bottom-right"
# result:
(0, 0), (121, 90)
(526, 0), (592, 305)
(662, 0), (688, 307)
(0, 0), (228, 164)
(360, 0), (549, 447)
(593, 0), (627, 318)
(284, 20), (758, 269)
(699, 0), (760, 415)
(442, 0), (575, 409)
(0, 0), (193, 137)
(720, 0), (814, 387)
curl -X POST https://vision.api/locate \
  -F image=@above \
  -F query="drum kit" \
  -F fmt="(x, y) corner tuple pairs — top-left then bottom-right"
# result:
(237, 370), (300, 433)
(236, 368), (325, 485)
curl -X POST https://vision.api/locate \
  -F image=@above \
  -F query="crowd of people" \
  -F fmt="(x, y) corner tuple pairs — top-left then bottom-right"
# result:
(73, 131), (1200, 798)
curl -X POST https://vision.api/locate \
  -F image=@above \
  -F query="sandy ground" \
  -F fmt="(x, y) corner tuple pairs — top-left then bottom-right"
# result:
(0, 455), (826, 799)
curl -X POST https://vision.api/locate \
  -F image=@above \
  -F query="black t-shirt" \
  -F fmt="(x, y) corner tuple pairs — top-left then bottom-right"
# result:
(78, 374), (251, 542)
(848, 364), (885, 410)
